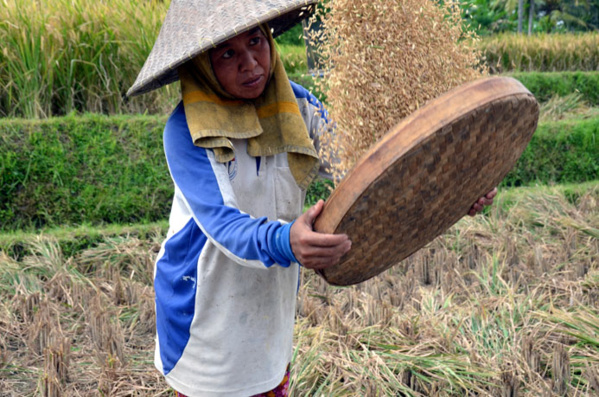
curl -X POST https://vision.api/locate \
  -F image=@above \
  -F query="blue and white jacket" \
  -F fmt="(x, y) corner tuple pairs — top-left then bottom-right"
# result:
(154, 81), (328, 397)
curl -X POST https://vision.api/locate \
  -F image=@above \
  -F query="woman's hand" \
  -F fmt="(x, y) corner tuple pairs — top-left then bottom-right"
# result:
(290, 200), (352, 270)
(468, 187), (498, 216)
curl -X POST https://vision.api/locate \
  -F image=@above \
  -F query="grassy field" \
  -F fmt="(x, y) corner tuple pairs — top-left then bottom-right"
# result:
(1, 182), (597, 396)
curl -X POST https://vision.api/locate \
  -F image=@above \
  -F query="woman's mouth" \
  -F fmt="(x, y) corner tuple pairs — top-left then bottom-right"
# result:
(242, 75), (264, 88)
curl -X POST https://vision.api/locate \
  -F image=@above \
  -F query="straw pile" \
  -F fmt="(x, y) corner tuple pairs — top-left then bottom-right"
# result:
(1, 183), (597, 395)
(311, 0), (487, 181)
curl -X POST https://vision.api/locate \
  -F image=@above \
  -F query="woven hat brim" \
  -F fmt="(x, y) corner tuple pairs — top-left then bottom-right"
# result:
(127, 0), (317, 97)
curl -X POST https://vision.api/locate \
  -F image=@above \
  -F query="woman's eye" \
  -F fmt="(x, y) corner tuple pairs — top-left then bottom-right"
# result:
(222, 49), (234, 59)
(249, 37), (261, 46)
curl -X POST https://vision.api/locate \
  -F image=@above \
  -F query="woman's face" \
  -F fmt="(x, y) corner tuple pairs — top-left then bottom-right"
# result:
(209, 28), (271, 99)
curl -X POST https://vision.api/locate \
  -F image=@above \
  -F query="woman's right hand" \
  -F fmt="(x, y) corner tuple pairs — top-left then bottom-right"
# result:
(290, 200), (352, 270)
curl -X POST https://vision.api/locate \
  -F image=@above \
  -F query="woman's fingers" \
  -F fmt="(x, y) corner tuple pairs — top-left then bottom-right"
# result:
(485, 187), (498, 200)
(294, 228), (349, 248)
(468, 187), (497, 216)
(295, 244), (352, 270)
(302, 199), (324, 226)
(292, 230), (351, 270)
(290, 200), (352, 270)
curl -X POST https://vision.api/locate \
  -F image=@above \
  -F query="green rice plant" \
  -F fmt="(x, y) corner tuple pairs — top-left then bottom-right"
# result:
(0, 252), (27, 295)
(533, 308), (599, 393)
(0, 0), (177, 118)
(0, 222), (167, 260)
(276, 43), (308, 75)
(0, 113), (172, 231)
(536, 308), (599, 349)
(275, 23), (305, 46)
(502, 116), (599, 187)
(512, 71), (599, 106)
(481, 33), (599, 73)
(539, 93), (589, 122)
(0, 0), (308, 118)
(1, 111), (596, 230)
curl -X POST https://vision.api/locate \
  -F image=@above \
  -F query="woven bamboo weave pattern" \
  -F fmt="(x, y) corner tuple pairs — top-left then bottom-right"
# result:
(314, 77), (539, 286)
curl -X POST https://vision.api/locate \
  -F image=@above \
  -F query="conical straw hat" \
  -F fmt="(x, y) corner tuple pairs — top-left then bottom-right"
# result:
(127, 0), (317, 97)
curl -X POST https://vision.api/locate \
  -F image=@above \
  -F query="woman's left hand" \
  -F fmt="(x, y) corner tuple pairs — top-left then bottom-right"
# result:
(468, 187), (497, 216)
(290, 200), (352, 270)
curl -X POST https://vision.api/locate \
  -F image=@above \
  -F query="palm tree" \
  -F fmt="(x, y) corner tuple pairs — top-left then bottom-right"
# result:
(519, 0), (525, 33)
(528, 0), (534, 35)
(538, 0), (593, 31)
(491, 0), (597, 33)
(494, 0), (526, 33)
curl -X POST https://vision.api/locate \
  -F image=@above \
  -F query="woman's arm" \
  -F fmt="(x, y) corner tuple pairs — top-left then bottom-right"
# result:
(164, 105), (299, 269)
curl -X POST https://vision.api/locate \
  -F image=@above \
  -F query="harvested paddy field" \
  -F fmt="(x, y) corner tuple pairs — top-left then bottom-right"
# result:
(1, 182), (597, 396)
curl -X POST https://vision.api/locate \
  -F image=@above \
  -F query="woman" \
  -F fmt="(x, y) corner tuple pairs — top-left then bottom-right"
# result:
(155, 24), (350, 397)
(128, 2), (495, 395)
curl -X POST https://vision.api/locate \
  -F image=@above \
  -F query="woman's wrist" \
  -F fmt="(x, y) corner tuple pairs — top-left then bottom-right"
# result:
(274, 221), (299, 265)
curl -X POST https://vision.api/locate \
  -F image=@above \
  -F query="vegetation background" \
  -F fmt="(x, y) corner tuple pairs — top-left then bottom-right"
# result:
(0, 0), (598, 396)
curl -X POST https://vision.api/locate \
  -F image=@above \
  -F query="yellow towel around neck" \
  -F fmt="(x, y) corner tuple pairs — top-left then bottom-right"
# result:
(178, 25), (319, 190)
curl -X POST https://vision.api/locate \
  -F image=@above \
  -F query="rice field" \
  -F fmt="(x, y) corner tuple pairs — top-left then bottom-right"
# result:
(1, 182), (597, 396)
(481, 33), (599, 74)
(2, 0), (599, 119)
(0, 0), (305, 119)
(0, 0), (176, 118)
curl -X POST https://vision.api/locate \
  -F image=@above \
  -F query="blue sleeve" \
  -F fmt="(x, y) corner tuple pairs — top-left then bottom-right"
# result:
(290, 80), (338, 181)
(163, 103), (298, 268)
(289, 80), (329, 124)
(274, 221), (299, 265)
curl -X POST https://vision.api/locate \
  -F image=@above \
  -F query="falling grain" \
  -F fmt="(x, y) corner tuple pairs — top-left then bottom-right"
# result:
(311, 0), (487, 181)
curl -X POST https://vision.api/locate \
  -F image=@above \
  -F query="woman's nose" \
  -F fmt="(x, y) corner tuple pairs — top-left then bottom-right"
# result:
(239, 50), (258, 71)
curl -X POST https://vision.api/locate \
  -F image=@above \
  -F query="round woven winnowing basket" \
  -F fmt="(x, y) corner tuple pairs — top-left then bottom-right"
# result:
(313, 76), (539, 286)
